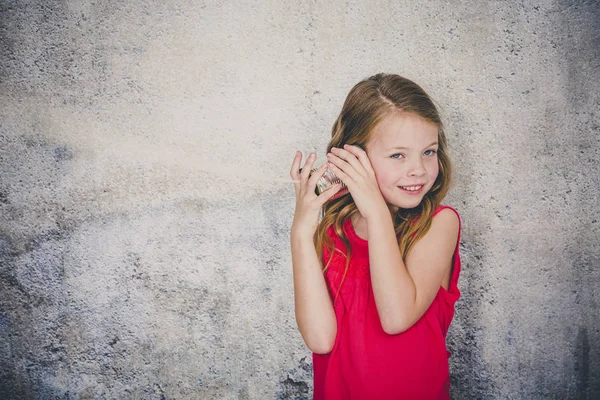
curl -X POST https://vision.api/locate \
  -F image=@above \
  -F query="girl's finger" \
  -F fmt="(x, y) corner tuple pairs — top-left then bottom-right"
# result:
(327, 163), (351, 189)
(331, 146), (366, 177)
(307, 163), (328, 193)
(317, 183), (342, 205)
(290, 151), (301, 178)
(290, 151), (301, 192)
(344, 144), (375, 175)
(327, 151), (355, 184)
(300, 152), (318, 181)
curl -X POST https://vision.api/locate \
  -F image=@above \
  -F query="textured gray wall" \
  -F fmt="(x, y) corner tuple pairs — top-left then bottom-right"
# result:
(1, 0), (598, 399)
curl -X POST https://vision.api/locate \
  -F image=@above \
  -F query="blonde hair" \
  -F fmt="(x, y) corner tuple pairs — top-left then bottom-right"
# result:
(314, 73), (452, 298)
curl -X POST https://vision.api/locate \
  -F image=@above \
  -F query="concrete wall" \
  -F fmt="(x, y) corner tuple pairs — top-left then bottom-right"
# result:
(1, 1), (598, 398)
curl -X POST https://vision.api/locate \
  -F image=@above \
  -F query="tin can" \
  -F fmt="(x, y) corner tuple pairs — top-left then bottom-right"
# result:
(299, 165), (349, 201)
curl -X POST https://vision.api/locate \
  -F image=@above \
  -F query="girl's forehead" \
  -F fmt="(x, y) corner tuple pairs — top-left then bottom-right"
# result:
(369, 113), (438, 149)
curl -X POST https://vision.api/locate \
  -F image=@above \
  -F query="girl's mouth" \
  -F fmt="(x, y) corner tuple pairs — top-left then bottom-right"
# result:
(398, 185), (424, 194)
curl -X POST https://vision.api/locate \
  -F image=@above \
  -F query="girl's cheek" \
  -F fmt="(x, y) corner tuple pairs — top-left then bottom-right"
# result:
(430, 161), (440, 180)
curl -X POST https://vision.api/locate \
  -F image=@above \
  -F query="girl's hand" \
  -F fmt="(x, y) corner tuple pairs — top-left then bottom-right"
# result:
(290, 151), (343, 240)
(326, 145), (389, 222)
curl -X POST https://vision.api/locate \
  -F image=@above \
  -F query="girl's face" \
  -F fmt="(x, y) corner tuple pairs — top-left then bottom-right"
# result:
(366, 112), (440, 214)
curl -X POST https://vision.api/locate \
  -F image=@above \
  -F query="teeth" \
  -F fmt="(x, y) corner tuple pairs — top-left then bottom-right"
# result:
(400, 185), (423, 191)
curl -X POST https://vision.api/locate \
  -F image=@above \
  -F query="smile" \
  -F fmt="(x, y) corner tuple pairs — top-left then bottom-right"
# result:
(398, 185), (424, 194)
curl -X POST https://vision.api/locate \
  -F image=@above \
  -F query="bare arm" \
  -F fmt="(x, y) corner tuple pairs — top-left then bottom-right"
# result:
(289, 151), (341, 353)
(290, 232), (337, 354)
(367, 208), (459, 334)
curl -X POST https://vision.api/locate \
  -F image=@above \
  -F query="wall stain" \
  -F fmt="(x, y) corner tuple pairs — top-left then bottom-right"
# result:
(448, 240), (498, 399)
(277, 357), (312, 400)
(53, 145), (73, 163)
(277, 376), (310, 400)
(575, 327), (590, 398)
(0, 188), (8, 205)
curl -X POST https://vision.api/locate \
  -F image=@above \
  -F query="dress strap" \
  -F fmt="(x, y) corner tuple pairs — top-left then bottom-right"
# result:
(433, 205), (462, 293)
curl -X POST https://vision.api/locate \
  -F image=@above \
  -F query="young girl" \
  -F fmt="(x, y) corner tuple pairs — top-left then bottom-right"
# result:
(289, 73), (462, 399)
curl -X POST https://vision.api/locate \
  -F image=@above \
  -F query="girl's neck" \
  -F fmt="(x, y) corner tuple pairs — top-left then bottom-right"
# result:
(350, 213), (369, 241)
(352, 205), (397, 224)
(351, 205), (398, 240)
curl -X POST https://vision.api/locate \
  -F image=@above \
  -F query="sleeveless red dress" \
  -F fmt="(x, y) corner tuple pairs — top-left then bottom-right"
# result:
(313, 205), (462, 399)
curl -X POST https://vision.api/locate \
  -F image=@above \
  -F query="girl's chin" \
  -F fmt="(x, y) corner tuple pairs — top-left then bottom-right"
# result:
(386, 201), (422, 213)
(385, 192), (427, 211)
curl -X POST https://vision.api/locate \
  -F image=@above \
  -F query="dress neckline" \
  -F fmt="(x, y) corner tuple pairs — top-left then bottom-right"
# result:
(344, 206), (449, 246)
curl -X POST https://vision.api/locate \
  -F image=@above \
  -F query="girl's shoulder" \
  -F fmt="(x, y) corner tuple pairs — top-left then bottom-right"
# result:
(432, 205), (462, 240)
(433, 204), (461, 221)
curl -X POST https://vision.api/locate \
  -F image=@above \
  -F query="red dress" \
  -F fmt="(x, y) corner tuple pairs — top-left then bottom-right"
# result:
(313, 205), (462, 399)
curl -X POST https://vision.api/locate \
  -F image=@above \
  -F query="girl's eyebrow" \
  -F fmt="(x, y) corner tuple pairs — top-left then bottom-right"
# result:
(390, 141), (438, 150)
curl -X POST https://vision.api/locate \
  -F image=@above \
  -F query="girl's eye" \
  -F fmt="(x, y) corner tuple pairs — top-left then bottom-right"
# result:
(391, 153), (403, 159)
(424, 149), (437, 156)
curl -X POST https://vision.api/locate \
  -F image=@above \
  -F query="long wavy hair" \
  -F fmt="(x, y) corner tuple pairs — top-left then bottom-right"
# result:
(314, 73), (452, 298)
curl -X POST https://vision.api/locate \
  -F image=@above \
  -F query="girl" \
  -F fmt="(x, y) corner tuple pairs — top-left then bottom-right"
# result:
(289, 73), (462, 399)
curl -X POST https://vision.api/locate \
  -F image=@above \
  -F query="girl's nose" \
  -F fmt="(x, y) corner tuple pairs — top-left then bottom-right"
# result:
(408, 159), (427, 177)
